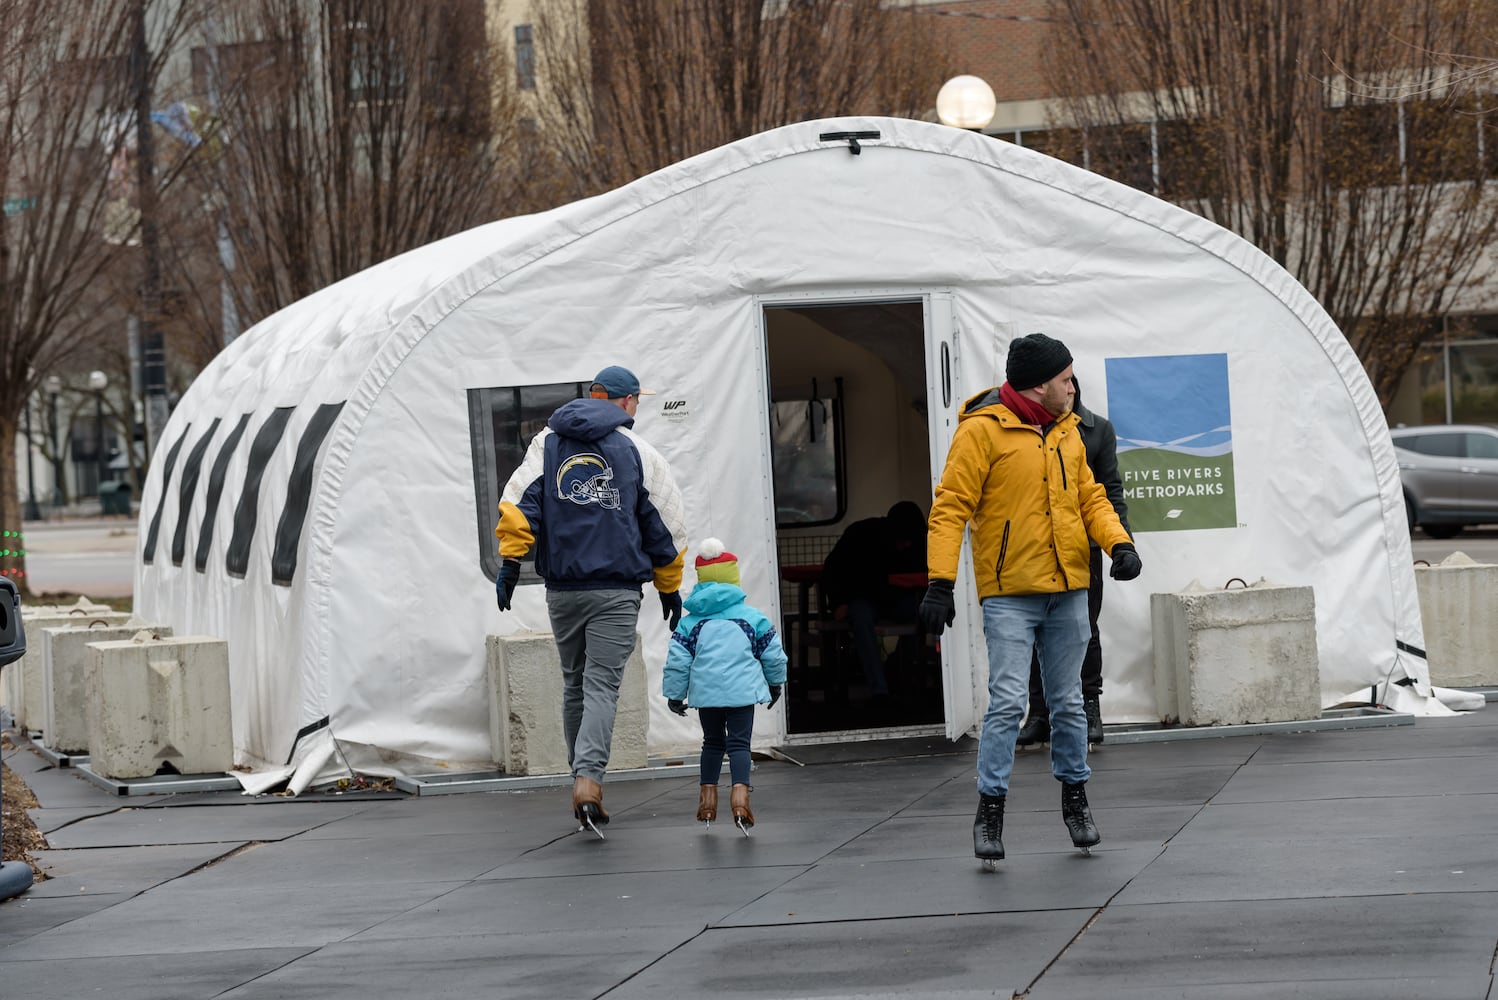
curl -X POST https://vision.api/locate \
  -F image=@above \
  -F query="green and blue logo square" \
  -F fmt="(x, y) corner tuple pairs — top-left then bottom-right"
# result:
(1104, 353), (1236, 532)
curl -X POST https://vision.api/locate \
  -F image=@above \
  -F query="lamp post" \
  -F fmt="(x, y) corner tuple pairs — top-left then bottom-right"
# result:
(89, 371), (108, 496)
(936, 75), (997, 132)
(22, 391), (39, 522)
(44, 375), (62, 509)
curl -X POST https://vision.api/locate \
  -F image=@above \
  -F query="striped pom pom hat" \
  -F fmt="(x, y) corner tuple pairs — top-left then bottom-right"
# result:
(695, 538), (740, 585)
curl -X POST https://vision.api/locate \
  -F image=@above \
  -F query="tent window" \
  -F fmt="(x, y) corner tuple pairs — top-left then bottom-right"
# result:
(468, 381), (587, 582)
(226, 407), (296, 579)
(771, 396), (845, 527)
(141, 425), (192, 566)
(271, 402), (346, 586)
(171, 418), (222, 567)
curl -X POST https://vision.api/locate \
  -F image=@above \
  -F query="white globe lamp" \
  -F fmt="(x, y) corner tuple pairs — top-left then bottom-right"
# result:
(936, 75), (997, 131)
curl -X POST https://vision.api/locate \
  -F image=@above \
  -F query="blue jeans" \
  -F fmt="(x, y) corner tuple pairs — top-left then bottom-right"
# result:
(977, 590), (1091, 796)
(698, 705), (755, 786)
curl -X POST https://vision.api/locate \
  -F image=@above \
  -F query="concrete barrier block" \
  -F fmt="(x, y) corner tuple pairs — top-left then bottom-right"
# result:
(1414, 552), (1498, 687)
(84, 635), (233, 779)
(1150, 589), (1193, 724)
(12, 606), (132, 733)
(487, 631), (649, 777)
(41, 624), (173, 754)
(1152, 580), (1321, 726)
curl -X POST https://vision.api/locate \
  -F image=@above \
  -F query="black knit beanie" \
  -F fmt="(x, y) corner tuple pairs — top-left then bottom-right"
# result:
(1005, 334), (1073, 390)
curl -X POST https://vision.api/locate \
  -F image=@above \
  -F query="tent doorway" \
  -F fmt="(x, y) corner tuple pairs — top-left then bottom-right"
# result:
(762, 294), (967, 741)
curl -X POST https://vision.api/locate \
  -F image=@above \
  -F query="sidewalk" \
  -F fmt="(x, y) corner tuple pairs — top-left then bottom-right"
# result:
(2, 712), (1496, 1000)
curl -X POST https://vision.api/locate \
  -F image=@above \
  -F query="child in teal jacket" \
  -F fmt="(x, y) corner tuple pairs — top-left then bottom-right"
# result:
(663, 539), (788, 832)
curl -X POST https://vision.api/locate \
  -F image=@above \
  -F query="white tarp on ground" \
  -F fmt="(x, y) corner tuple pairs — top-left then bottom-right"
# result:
(136, 116), (1432, 777)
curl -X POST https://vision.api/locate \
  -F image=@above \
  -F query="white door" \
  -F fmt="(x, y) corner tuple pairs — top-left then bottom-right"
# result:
(924, 295), (981, 740)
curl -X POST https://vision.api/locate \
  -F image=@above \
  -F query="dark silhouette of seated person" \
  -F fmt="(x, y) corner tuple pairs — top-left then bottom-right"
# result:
(819, 501), (930, 701)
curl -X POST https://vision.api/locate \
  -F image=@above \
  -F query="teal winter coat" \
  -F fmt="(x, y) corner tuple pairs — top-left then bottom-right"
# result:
(663, 583), (788, 708)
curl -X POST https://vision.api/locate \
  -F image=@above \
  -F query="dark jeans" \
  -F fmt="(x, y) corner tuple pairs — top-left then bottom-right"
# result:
(1027, 546), (1105, 713)
(846, 588), (924, 697)
(698, 705), (755, 786)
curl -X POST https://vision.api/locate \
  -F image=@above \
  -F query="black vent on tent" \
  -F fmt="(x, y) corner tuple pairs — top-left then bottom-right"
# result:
(818, 130), (880, 155)
(195, 413), (251, 572)
(170, 418), (221, 567)
(225, 407), (295, 579)
(271, 401), (345, 586)
(141, 426), (191, 565)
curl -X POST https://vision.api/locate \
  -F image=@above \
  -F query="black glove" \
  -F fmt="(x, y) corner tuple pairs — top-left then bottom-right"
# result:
(1109, 542), (1142, 581)
(495, 559), (521, 611)
(660, 590), (683, 630)
(767, 684), (782, 709)
(919, 579), (957, 636)
(667, 698), (687, 716)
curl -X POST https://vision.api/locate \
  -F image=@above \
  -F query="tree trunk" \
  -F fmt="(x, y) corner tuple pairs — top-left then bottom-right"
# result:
(0, 412), (31, 597)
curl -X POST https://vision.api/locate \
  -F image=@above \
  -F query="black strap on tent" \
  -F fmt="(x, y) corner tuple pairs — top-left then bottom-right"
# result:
(818, 130), (880, 155)
(1396, 639), (1427, 660)
(195, 414), (251, 572)
(170, 418), (222, 567)
(226, 407), (296, 579)
(141, 426), (191, 565)
(271, 401), (345, 586)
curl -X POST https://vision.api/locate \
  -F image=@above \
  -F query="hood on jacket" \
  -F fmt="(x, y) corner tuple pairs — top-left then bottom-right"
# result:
(1072, 377), (1096, 429)
(548, 397), (634, 441)
(685, 581), (745, 615)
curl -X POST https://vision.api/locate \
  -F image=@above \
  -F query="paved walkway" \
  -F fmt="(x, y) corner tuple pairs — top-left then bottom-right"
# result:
(2, 710), (1496, 999)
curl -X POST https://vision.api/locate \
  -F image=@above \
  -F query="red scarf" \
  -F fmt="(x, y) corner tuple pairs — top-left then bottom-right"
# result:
(999, 382), (1057, 427)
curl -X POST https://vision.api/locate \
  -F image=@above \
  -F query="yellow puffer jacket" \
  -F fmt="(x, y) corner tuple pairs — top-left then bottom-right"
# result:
(928, 389), (1132, 598)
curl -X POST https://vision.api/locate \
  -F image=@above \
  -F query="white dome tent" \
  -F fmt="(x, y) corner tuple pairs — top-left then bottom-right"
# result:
(136, 116), (1435, 779)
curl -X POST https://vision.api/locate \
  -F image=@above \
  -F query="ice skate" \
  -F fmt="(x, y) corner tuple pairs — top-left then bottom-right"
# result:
(1084, 696), (1105, 747)
(730, 783), (754, 836)
(973, 793), (1005, 871)
(1015, 714), (1049, 750)
(572, 776), (610, 840)
(1061, 780), (1100, 855)
(697, 784), (718, 831)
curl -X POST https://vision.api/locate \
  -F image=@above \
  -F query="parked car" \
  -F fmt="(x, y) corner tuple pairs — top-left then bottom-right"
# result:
(1390, 424), (1498, 537)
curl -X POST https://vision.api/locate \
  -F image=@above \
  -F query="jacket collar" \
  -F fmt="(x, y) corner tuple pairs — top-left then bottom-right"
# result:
(1073, 399), (1096, 429)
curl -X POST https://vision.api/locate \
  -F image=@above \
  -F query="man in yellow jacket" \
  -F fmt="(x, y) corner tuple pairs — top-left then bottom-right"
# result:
(919, 333), (1141, 867)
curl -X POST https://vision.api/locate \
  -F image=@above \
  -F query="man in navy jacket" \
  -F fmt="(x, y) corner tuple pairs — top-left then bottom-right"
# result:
(494, 365), (687, 831)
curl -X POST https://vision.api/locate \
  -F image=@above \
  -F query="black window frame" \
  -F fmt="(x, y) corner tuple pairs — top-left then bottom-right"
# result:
(468, 380), (588, 583)
(770, 395), (847, 530)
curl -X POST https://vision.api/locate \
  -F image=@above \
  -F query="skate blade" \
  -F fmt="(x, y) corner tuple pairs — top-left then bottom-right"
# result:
(1076, 845), (1092, 856)
(577, 817), (606, 840)
(734, 817), (752, 837)
(980, 858), (1001, 872)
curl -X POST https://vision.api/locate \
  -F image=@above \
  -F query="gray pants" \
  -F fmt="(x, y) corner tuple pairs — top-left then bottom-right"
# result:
(546, 588), (642, 783)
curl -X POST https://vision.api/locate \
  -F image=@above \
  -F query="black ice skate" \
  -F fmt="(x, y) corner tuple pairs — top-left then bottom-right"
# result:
(1015, 714), (1049, 749)
(1061, 780), (1100, 855)
(1084, 697), (1104, 746)
(973, 793), (1006, 871)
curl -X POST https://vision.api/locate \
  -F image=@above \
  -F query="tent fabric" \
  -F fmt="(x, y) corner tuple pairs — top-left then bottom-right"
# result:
(135, 116), (1430, 776)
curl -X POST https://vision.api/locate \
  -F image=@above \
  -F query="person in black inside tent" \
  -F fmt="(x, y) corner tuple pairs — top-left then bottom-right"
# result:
(819, 500), (929, 707)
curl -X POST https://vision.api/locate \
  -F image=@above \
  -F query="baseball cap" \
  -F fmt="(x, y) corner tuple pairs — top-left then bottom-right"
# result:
(590, 365), (657, 398)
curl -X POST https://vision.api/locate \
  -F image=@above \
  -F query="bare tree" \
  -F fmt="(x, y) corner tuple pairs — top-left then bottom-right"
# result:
(187, 0), (528, 330)
(1044, 0), (1498, 403)
(0, 0), (198, 592)
(529, 0), (954, 202)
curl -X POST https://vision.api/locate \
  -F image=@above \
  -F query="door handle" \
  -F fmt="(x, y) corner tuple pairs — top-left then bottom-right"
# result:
(1460, 466), (1481, 474)
(941, 342), (951, 407)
